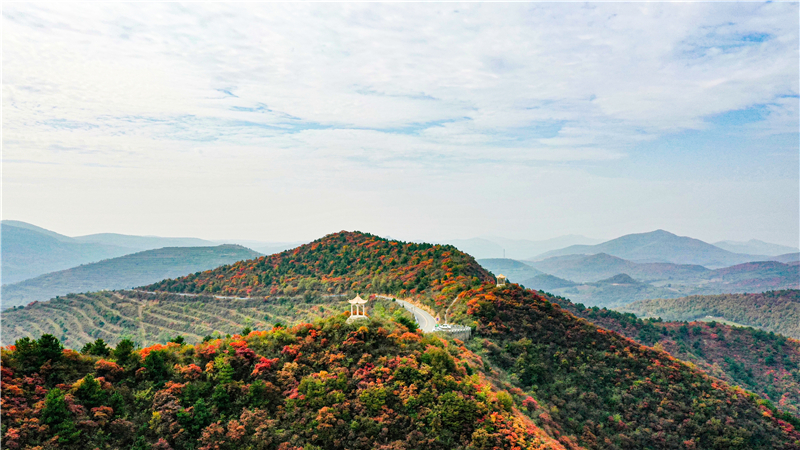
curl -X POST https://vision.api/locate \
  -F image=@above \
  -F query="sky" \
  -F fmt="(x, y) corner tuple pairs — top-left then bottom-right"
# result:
(3, 3), (799, 247)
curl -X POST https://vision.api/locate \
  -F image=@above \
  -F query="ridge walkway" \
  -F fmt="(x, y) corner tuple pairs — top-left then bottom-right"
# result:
(132, 290), (471, 339)
(376, 295), (472, 339)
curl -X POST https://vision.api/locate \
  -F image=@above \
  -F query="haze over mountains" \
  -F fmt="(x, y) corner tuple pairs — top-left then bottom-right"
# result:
(1, 220), (299, 285)
(1, 245), (262, 310)
(442, 235), (601, 260)
(714, 239), (799, 257)
(532, 229), (791, 268)
(3, 220), (797, 311)
(478, 231), (799, 307)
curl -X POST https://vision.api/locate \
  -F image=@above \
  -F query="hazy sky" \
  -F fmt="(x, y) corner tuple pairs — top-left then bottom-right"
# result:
(3, 3), (799, 246)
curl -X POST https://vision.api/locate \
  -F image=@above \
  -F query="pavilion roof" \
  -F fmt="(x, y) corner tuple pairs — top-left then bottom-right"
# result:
(349, 294), (367, 304)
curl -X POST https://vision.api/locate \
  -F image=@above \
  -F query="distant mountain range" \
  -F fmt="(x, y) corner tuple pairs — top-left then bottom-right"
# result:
(72, 232), (215, 249)
(531, 229), (793, 268)
(2, 221), (138, 284)
(0, 244), (262, 309)
(4, 221), (797, 310)
(5, 231), (800, 449)
(475, 258), (542, 282)
(714, 239), (799, 256)
(442, 234), (601, 259)
(524, 252), (710, 283)
(479, 251), (800, 308)
(1, 220), (301, 285)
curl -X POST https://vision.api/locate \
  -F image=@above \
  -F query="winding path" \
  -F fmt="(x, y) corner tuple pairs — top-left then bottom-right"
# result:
(377, 295), (437, 333)
(132, 289), (443, 333)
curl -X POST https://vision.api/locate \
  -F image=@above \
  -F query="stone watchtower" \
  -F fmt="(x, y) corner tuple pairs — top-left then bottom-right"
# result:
(347, 294), (368, 323)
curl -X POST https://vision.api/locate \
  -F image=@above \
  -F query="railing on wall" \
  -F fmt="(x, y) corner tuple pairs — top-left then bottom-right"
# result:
(435, 325), (472, 340)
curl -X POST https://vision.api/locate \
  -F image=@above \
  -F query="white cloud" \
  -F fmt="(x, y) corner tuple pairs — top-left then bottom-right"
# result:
(2, 3), (798, 244)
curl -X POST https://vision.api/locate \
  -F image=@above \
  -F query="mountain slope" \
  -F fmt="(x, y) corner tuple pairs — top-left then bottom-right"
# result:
(774, 253), (800, 264)
(146, 231), (494, 306)
(715, 239), (799, 256)
(456, 283), (800, 448)
(1, 220), (223, 285)
(619, 290), (800, 339)
(533, 230), (765, 268)
(1, 222), (135, 284)
(543, 293), (800, 416)
(5, 231), (800, 448)
(1, 245), (262, 309)
(700, 261), (800, 293)
(1, 316), (563, 450)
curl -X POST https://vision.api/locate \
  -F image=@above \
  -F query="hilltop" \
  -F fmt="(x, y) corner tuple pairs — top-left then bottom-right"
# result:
(2, 232), (493, 347)
(146, 231), (494, 306)
(4, 231), (800, 449)
(1, 244), (262, 309)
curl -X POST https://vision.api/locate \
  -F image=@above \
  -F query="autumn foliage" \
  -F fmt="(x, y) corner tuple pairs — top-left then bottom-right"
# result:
(3, 231), (800, 450)
(1, 317), (561, 450)
(145, 231), (494, 306)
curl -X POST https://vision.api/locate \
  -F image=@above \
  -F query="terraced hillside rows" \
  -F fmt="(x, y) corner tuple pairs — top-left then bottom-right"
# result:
(1, 291), (354, 348)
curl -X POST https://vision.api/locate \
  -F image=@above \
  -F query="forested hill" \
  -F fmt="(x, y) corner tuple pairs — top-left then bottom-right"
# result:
(457, 283), (800, 448)
(146, 231), (495, 307)
(5, 231), (800, 449)
(541, 292), (800, 415)
(2, 317), (564, 450)
(620, 290), (800, 339)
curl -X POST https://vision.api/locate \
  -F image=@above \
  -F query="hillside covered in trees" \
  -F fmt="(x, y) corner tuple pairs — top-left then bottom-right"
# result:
(2, 316), (562, 450)
(542, 292), (800, 415)
(620, 290), (800, 339)
(147, 231), (494, 309)
(4, 232), (800, 449)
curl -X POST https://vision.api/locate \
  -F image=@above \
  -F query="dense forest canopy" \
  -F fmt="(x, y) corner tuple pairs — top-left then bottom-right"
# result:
(2, 316), (562, 450)
(146, 231), (494, 309)
(620, 290), (800, 339)
(542, 292), (800, 415)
